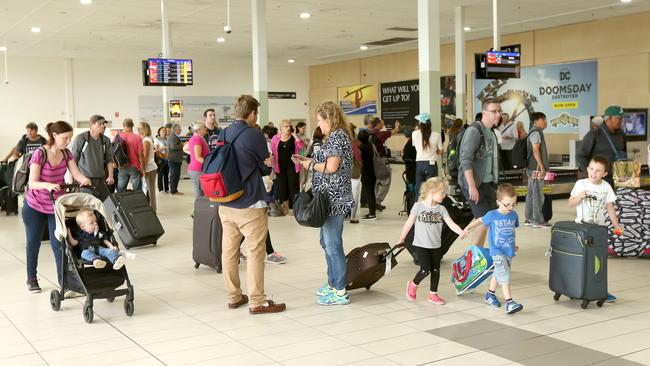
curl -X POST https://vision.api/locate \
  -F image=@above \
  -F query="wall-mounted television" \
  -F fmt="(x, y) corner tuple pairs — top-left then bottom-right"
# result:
(142, 58), (193, 86)
(475, 50), (521, 80)
(622, 108), (647, 141)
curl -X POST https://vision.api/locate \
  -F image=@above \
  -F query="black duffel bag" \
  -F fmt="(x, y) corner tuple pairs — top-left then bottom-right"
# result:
(293, 189), (329, 228)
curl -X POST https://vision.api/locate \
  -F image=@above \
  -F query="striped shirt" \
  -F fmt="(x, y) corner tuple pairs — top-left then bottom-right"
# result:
(25, 148), (72, 215)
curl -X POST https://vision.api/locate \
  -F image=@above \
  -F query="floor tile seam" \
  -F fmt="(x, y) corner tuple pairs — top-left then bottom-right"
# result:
(375, 337), (476, 359)
(613, 346), (650, 364)
(542, 309), (650, 338)
(0, 309), (50, 365)
(410, 349), (486, 366)
(263, 341), (357, 363)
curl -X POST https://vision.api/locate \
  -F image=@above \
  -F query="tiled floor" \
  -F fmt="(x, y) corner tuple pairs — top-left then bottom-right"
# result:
(1, 168), (650, 365)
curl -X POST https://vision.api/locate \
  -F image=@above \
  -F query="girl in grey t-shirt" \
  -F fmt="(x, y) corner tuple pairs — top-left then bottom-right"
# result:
(398, 177), (467, 305)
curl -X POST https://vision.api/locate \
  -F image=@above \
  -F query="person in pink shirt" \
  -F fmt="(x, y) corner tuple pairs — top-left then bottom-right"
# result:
(117, 118), (145, 192)
(188, 123), (209, 198)
(271, 119), (305, 215)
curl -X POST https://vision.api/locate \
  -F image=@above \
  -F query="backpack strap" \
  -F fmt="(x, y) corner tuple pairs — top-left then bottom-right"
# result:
(599, 123), (621, 157)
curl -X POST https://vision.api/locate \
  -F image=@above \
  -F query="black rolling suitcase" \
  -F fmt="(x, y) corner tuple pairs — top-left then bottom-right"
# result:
(549, 221), (608, 309)
(346, 243), (404, 291)
(104, 191), (164, 249)
(0, 187), (19, 215)
(193, 197), (222, 272)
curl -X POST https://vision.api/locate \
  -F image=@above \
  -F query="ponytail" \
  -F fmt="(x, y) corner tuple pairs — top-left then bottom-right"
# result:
(45, 121), (73, 145)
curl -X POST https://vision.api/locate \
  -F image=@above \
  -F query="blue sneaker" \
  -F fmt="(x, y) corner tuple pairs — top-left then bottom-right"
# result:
(606, 293), (617, 303)
(506, 300), (523, 314)
(317, 291), (351, 306)
(316, 284), (333, 296)
(484, 291), (501, 308)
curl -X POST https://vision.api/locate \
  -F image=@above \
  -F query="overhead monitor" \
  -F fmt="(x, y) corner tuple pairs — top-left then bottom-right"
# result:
(142, 58), (193, 86)
(484, 50), (521, 79)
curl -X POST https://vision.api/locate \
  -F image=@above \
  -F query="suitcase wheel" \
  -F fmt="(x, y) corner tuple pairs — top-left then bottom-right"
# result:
(194, 262), (200, 269)
(596, 299), (605, 307)
(216, 266), (222, 274)
(581, 299), (590, 309)
(124, 299), (135, 316)
(50, 290), (61, 311)
(365, 286), (371, 290)
(106, 297), (114, 303)
(553, 293), (561, 301)
(83, 304), (94, 323)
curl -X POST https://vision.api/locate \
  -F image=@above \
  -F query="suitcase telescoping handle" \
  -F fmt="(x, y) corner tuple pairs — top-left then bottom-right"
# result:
(387, 243), (406, 259)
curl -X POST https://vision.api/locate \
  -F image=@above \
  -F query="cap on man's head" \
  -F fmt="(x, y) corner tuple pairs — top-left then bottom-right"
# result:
(164, 122), (173, 128)
(415, 112), (431, 124)
(604, 106), (624, 118)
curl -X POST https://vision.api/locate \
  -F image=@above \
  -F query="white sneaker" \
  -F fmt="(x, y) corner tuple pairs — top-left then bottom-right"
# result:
(113, 255), (125, 270)
(93, 258), (107, 269)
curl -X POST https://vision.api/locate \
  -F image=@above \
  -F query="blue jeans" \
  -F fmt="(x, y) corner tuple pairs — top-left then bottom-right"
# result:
(168, 161), (182, 194)
(415, 161), (438, 196)
(81, 246), (120, 264)
(319, 214), (347, 291)
(188, 170), (204, 198)
(22, 200), (65, 285)
(117, 166), (142, 192)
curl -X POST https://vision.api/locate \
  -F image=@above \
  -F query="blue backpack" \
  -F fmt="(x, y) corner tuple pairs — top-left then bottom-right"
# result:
(199, 126), (247, 202)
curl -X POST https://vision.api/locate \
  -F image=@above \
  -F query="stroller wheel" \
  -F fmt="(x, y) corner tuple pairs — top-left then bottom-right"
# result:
(106, 297), (115, 303)
(50, 290), (61, 311)
(124, 299), (134, 316)
(83, 304), (94, 323)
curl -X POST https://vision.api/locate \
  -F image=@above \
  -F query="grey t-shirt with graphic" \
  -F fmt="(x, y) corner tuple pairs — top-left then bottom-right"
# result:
(410, 201), (449, 249)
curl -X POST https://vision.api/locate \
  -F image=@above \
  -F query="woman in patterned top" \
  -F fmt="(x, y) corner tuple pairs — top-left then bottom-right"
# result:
(293, 101), (354, 306)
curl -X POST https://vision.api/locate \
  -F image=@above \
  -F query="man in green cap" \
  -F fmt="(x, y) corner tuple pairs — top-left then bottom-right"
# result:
(577, 105), (627, 186)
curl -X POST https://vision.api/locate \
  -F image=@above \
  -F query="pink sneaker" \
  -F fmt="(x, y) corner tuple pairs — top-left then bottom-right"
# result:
(406, 281), (417, 301)
(428, 293), (445, 305)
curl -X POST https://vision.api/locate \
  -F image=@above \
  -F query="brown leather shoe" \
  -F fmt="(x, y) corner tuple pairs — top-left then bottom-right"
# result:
(228, 295), (249, 309)
(249, 300), (286, 314)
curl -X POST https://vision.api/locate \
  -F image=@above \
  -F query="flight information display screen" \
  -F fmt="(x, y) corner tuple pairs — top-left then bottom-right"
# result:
(143, 58), (193, 86)
(485, 51), (520, 79)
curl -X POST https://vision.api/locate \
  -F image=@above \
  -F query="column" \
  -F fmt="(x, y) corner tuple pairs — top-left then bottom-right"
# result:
(454, 6), (466, 121)
(63, 58), (75, 124)
(492, 0), (500, 50)
(252, 0), (269, 124)
(417, 0), (441, 134)
(161, 0), (172, 125)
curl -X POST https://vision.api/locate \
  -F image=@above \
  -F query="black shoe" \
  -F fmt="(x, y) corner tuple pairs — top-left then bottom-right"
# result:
(26, 278), (41, 293)
(362, 214), (377, 221)
(377, 204), (386, 211)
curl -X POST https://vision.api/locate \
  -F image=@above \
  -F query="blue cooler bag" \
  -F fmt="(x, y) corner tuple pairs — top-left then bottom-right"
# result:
(451, 245), (494, 295)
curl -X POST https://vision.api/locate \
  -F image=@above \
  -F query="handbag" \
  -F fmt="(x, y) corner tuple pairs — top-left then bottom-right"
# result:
(293, 163), (329, 227)
(372, 144), (391, 180)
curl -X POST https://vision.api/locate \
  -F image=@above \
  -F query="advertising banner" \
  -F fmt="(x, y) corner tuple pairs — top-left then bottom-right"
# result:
(169, 99), (182, 118)
(337, 84), (378, 115)
(380, 79), (419, 127)
(472, 60), (597, 133)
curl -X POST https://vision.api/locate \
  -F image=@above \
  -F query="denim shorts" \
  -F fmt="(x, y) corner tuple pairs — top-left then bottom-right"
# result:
(492, 255), (512, 284)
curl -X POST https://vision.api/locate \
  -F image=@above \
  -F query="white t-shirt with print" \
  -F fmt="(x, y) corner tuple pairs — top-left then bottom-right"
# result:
(570, 178), (616, 225)
(412, 129), (443, 164)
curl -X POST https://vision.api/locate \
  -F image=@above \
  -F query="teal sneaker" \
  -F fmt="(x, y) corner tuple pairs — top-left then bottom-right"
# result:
(606, 293), (617, 303)
(316, 284), (333, 296)
(317, 291), (350, 306)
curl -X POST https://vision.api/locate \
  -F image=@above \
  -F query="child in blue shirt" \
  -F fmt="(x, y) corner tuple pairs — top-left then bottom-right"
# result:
(464, 183), (523, 314)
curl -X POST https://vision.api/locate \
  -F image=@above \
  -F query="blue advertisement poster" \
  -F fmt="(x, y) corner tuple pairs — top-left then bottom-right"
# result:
(473, 60), (597, 133)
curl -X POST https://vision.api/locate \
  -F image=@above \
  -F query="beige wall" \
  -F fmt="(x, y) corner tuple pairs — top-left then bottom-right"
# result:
(309, 11), (650, 163)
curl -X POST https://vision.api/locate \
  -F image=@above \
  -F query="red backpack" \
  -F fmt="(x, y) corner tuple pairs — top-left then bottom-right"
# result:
(199, 126), (247, 202)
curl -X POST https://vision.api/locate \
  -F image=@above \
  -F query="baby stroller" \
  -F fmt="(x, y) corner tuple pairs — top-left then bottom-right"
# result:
(50, 185), (134, 323)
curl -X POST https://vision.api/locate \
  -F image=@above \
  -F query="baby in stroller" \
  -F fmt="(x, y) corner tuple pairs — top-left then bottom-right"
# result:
(67, 208), (125, 270)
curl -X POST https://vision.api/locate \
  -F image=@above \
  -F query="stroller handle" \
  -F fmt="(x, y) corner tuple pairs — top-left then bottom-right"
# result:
(49, 183), (96, 203)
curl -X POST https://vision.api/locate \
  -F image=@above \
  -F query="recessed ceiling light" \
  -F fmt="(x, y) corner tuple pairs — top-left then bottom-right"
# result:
(80, 0), (92, 4)
(288, 59), (296, 63)
(360, 45), (368, 50)
(464, 26), (471, 31)
(620, 0), (632, 3)
(0, 46), (6, 52)
(299, 12), (311, 19)
(217, 37), (225, 43)
(31, 27), (41, 33)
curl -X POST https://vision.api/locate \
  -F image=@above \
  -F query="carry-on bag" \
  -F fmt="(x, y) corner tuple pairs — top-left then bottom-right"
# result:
(451, 245), (494, 295)
(104, 191), (164, 249)
(605, 188), (650, 257)
(548, 221), (608, 309)
(193, 197), (223, 272)
(346, 243), (404, 291)
(0, 186), (19, 215)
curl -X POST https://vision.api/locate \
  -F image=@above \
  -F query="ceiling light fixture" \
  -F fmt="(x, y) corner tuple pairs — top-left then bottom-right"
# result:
(0, 46), (6, 52)
(360, 45), (368, 50)
(300, 12), (311, 19)
(217, 37), (225, 43)
(463, 26), (471, 31)
(288, 59), (296, 63)
(80, 0), (92, 4)
(31, 27), (41, 33)
(620, 0), (632, 3)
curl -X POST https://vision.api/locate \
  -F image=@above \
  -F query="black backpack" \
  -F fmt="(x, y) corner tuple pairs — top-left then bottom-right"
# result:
(510, 139), (528, 169)
(112, 134), (130, 168)
(447, 122), (485, 180)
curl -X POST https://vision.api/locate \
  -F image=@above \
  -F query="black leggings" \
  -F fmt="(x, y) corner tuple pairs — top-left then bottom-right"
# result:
(361, 176), (376, 215)
(413, 246), (443, 292)
(157, 159), (169, 192)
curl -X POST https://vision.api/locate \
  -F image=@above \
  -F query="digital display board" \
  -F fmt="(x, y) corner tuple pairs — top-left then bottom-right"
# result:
(484, 51), (520, 79)
(142, 58), (193, 86)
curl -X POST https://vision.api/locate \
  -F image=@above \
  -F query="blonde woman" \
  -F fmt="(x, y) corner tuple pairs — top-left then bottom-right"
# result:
(292, 101), (354, 305)
(138, 121), (158, 211)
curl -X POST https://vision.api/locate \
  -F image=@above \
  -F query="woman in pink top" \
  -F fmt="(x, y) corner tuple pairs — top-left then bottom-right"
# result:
(23, 121), (90, 293)
(188, 123), (209, 198)
(271, 120), (305, 215)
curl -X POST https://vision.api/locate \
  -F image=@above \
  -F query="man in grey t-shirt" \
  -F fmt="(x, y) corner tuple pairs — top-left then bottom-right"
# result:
(525, 112), (549, 228)
(70, 115), (114, 200)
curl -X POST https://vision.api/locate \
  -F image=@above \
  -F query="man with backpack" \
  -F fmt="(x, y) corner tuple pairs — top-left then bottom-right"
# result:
(371, 117), (400, 210)
(116, 118), (144, 192)
(203, 108), (221, 151)
(525, 112), (550, 228)
(218, 94), (286, 314)
(70, 115), (114, 200)
(458, 98), (501, 247)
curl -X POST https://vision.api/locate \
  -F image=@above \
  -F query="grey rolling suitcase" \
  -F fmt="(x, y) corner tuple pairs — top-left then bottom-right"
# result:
(193, 197), (222, 273)
(104, 191), (164, 249)
(549, 221), (608, 309)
